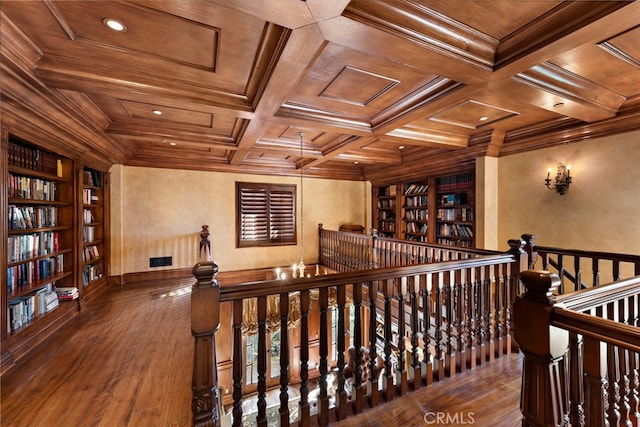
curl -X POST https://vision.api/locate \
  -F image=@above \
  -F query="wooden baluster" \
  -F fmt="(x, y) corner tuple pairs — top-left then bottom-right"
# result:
(592, 258), (600, 287)
(503, 262), (512, 356)
(335, 285), (348, 420)
(628, 294), (640, 423)
(574, 256), (582, 291)
(476, 266), (486, 366)
(317, 287), (330, 426)
(352, 282), (364, 413)
(514, 271), (569, 427)
(256, 296), (268, 427)
(191, 261), (221, 427)
(434, 272), (446, 380)
(541, 252), (549, 271)
(521, 233), (537, 269)
(568, 331), (585, 427)
(485, 265), (495, 363)
(557, 254), (565, 294)
(606, 343), (621, 426)
(299, 290), (310, 426)
(583, 334), (607, 427)
(409, 275), (422, 390)
(422, 273), (434, 385)
(613, 260), (621, 282)
(618, 298), (632, 426)
(493, 263), (503, 359)
(443, 270), (455, 377)
(480, 266), (493, 363)
(279, 292), (290, 427)
(368, 280), (381, 407)
(396, 276), (408, 395)
(466, 267), (477, 371)
(382, 278), (395, 401)
(232, 300), (244, 427)
(455, 268), (466, 372)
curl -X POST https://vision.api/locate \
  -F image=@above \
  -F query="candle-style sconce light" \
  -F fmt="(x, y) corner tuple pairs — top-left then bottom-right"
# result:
(545, 162), (572, 195)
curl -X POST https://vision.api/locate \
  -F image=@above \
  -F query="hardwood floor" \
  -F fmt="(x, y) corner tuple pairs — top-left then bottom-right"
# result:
(1, 279), (522, 426)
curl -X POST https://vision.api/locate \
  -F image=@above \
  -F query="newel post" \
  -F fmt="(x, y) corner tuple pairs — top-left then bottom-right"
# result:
(191, 260), (221, 427)
(514, 270), (569, 427)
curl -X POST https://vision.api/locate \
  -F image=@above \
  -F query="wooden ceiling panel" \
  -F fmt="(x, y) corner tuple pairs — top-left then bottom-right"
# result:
(1, 1), (638, 179)
(50, 1), (220, 71)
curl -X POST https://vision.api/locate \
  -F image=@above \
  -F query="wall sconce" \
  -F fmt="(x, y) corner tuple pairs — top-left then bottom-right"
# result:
(545, 162), (572, 195)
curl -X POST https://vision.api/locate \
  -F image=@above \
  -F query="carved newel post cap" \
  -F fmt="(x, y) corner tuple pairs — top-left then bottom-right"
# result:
(507, 238), (525, 253)
(192, 261), (219, 281)
(520, 270), (560, 304)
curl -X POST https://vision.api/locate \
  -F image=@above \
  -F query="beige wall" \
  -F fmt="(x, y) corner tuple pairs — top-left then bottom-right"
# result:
(497, 130), (640, 257)
(109, 166), (369, 275)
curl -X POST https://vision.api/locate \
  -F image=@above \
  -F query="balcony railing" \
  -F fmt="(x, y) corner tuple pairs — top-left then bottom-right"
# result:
(191, 227), (528, 426)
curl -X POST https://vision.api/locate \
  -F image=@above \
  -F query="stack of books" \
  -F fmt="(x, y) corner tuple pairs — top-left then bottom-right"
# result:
(55, 287), (79, 301)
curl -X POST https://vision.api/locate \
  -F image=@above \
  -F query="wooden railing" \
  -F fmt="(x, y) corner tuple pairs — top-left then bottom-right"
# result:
(522, 233), (640, 292)
(319, 224), (499, 272)
(515, 270), (640, 426)
(191, 230), (529, 426)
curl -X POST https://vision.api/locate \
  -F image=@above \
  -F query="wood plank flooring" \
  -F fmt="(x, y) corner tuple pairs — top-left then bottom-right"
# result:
(1, 279), (523, 426)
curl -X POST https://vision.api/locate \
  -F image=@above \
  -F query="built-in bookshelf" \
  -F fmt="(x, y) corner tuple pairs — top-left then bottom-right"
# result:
(2, 133), (110, 371)
(435, 172), (474, 247)
(375, 184), (398, 238)
(372, 171), (474, 247)
(402, 181), (429, 242)
(81, 167), (106, 294)
(5, 137), (76, 339)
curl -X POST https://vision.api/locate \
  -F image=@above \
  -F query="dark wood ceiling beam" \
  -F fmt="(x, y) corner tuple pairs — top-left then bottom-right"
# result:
(495, 1), (632, 69)
(343, 0), (498, 69)
(485, 129), (505, 157)
(513, 61), (625, 120)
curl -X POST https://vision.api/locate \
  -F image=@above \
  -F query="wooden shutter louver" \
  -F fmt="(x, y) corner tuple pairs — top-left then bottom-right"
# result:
(237, 182), (296, 247)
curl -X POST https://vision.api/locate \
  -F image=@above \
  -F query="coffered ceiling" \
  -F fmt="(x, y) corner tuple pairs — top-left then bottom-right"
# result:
(1, 1), (639, 183)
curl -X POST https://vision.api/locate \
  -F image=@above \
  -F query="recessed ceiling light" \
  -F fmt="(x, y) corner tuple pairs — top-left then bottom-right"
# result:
(354, 161), (359, 165)
(103, 18), (126, 32)
(169, 142), (177, 146)
(152, 110), (163, 115)
(398, 145), (405, 150)
(479, 116), (488, 121)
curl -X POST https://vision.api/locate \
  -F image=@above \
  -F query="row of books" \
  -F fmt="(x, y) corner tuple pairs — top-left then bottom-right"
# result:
(438, 223), (473, 238)
(8, 231), (60, 263)
(437, 208), (473, 222)
(83, 265), (102, 286)
(378, 210), (395, 220)
(405, 195), (427, 207)
(8, 141), (60, 176)
(7, 284), (60, 333)
(438, 193), (469, 206)
(83, 208), (96, 224)
(378, 185), (396, 197)
(83, 169), (102, 187)
(82, 188), (100, 205)
(7, 255), (64, 293)
(7, 174), (57, 201)
(436, 172), (473, 191)
(83, 245), (100, 262)
(377, 199), (395, 209)
(404, 183), (429, 195)
(9, 205), (58, 230)
(83, 226), (97, 243)
(404, 209), (428, 221)
(406, 222), (428, 235)
(438, 238), (473, 248)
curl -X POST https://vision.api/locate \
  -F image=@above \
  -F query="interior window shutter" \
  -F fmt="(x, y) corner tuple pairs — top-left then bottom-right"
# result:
(240, 186), (268, 242)
(269, 189), (295, 241)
